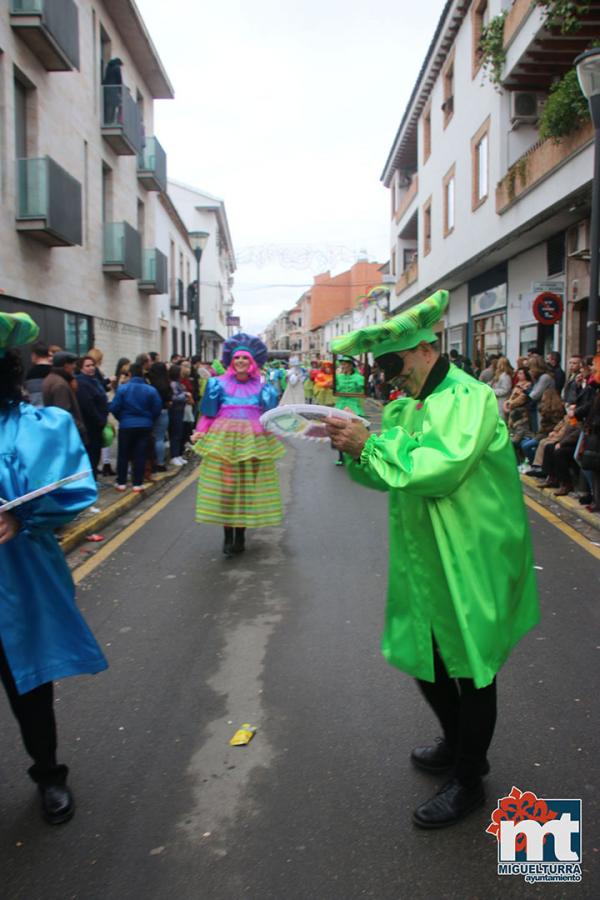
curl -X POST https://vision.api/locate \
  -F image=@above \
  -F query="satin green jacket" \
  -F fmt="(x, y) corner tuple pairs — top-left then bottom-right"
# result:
(346, 362), (539, 688)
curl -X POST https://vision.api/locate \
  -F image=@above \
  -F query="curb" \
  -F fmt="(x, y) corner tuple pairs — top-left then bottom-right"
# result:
(59, 463), (198, 554)
(521, 474), (600, 533)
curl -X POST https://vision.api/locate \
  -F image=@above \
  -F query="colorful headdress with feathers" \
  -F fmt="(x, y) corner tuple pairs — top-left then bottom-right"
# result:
(0, 312), (40, 358)
(332, 290), (448, 358)
(222, 333), (268, 368)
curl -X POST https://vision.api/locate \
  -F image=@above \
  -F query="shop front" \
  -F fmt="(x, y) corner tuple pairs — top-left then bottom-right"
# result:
(0, 295), (93, 354)
(469, 264), (508, 369)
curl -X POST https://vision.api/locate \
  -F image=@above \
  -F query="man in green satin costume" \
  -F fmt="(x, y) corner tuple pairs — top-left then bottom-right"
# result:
(325, 290), (539, 829)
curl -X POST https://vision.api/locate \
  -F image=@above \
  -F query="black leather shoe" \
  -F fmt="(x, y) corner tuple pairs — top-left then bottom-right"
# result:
(410, 738), (454, 773)
(39, 783), (75, 825)
(413, 777), (485, 829)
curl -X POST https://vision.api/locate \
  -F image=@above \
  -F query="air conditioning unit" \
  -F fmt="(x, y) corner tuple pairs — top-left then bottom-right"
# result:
(567, 221), (590, 260)
(510, 91), (544, 125)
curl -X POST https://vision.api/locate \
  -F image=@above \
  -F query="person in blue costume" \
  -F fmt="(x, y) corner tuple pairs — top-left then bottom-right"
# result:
(0, 312), (108, 825)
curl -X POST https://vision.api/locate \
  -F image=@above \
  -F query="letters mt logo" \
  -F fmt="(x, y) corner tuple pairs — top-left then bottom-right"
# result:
(487, 786), (582, 883)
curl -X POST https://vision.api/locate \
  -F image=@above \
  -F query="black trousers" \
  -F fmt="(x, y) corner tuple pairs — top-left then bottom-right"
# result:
(0, 640), (57, 782)
(416, 640), (497, 783)
(117, 426), (152, 487)
(542, 442), (576, 484)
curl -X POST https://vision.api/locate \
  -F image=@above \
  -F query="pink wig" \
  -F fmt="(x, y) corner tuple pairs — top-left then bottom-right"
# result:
(227, 350), (261, 379)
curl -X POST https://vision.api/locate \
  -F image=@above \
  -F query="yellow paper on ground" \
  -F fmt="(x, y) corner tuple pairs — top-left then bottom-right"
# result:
(229, 724), (257, 746)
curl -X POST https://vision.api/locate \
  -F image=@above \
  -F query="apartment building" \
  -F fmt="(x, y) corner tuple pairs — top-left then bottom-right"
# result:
(167, 180), (235, 362)
(321, 296), (387, 353)
(153, 191), (197, 361)
(262, 308), (292, 351)
(0, 0), (175, 370)
(383, 0), (599, 366)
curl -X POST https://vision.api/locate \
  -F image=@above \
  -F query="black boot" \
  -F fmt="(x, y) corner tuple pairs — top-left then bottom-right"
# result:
(411, 737), (455, 773)
(223, 527), (234, 559)
(29, 763), (74, 825)
(411, 737), (490, 775)
(412, 776), (485, 829)
(233, 528), (246, 553)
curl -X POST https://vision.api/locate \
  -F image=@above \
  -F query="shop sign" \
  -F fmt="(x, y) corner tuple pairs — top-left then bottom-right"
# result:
(532, 292), (563, 325)
(532, 280), (564, 295)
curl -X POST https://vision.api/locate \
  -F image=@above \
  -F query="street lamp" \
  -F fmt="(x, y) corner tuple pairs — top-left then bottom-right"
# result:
(189, 230), (209, 358)
(575, 47), (600, 355)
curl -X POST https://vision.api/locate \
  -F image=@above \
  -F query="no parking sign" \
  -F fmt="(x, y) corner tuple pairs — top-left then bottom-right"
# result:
(532, 292), (563, 325)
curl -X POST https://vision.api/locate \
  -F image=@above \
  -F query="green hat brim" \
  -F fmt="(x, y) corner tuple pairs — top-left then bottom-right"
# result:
(373, 327), (437, 358)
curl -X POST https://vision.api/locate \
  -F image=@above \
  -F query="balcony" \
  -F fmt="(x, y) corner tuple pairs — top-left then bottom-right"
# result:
(10, 0), (79, 71)
(503, 0), (536, 50)
(101, 85), (142, 156)
(103, 222), (142, 280)
(138, 248), (168, 294)
(496, 120), (594, 214)
(137, 137), (167, 192)
(394, 173), (418, 226)
(16, 157), (82, 246)
(503, 1), (600, 91)
(394, 258), (419, 297)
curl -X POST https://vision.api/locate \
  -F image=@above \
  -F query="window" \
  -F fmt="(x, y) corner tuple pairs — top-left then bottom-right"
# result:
(101, 163), (112, 222)
(137, 198), (145, 240)
(14, 69), (35, 159)
(472, 312), (506, 368)
(471, 118), (490, 210)
(391, 249), (397, 278)
(422, 105), (431, 164)
(442, 51), (455, 128)
(64, 313), (91, 355)
(100, 26), (111, 81)
(547, 233), (565, 276)
(403, 247), (417, 269)
(169, 239), (176, 305)
(520, 324), (538, 357)
(443, 164), (456, 237)
(423, 197), (432, 256)
(471, 0), (489, 78)
(14, 77), (27, 158)
(171, 326), (177, 355)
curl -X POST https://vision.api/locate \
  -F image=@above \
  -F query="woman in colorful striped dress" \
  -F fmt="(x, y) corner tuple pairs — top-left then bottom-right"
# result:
(191, 333), (284, 557)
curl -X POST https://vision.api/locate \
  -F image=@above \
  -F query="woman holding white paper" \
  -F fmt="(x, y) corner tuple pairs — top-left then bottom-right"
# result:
(0, 312), (107, 826)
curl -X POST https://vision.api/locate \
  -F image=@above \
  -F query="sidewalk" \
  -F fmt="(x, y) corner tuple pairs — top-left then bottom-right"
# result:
(58, 460), (198, 554)
(369, 398), (599, 532)
(520, 471), (600, 532)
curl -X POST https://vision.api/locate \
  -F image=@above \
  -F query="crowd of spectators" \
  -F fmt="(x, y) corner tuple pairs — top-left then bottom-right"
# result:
(492, 350), (599, 513)
(21, 343), (211, 493)
(368, 344), (600, 515)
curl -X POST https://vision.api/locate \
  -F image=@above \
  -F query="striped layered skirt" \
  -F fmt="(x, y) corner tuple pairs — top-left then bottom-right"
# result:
(195, 455), (283, 527)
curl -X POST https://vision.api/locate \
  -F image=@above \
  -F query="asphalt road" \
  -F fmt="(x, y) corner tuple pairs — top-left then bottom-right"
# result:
(1, 438), (599, 900)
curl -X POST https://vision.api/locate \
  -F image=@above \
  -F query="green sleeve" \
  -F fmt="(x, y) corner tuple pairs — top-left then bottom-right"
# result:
(344, 455), (390, 492)
(358, 383), (499, 498)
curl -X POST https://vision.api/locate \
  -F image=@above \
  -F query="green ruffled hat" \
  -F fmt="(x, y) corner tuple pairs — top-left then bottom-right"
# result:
(331, 289), (448, 358)
(0, 312), (40, 358)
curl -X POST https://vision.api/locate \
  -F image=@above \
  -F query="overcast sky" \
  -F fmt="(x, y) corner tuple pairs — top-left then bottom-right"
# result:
(136, 0), (447, 333)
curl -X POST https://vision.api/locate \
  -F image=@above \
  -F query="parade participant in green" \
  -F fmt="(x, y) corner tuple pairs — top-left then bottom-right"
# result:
(333, 356), (365, 465)
(325, 290), (539, 829)
(334, 357), (364, 416)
